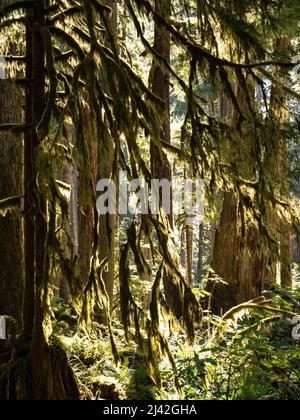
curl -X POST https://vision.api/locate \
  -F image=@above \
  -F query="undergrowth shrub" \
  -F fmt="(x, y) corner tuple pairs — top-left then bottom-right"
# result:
(51, 286), (300, 400)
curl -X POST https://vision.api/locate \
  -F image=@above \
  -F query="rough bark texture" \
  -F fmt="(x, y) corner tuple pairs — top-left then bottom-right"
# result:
(23, 8), (35, 338)
(78, 105), (97, 287)
(210, 194), (271, 315)
(0, 0), (24, 329)
(0, 78), (23, 326)
(150, 0), (172, 212)
(270, 38), (292, 288)
(210, 192), (239, 312)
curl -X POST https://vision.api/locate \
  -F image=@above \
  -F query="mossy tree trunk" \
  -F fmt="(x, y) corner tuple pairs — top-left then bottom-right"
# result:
(29, 0), (79, 400)
(270, 38), (292, 288)
(150, 0), (182, 317)
(97, 0), (117, 321)
(0, 54), (23, 327)
(78, 104), (98, 289)
(0, 0), (79, 400)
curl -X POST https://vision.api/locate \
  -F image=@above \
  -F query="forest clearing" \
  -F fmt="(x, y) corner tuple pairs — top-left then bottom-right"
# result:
(0, 0), (300, 401)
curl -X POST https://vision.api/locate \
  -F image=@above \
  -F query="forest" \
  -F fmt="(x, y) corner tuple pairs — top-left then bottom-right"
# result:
(0, 0), (300, 401)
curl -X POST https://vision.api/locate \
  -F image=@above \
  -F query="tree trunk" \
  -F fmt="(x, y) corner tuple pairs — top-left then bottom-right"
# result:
(270, 38), (292, 288)
(29, 0), (78, 400)
(210, 192), (239, 312)
(78, 104), (97, 288)
(150, 0), (172, 220)
(0, 73), (23, 326)
(97, 0), (117, 322)
(0, 0), (79, 400)
(150, 0), (182, 317)
(23, 6), (35, 339)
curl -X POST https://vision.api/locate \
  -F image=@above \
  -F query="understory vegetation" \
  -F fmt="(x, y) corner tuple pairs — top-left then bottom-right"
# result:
(52, 283), (300, 400)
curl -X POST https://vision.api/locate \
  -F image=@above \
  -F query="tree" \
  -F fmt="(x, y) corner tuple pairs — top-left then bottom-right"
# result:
(97, 0), (118, 319)
(0, 5), (23, 326)
(0, 0), (79, 400)
(205, 2), (299, 313)
(270, 37), (293, 288)
(210, 80), (273, 313)
(150, 0), (183, 317)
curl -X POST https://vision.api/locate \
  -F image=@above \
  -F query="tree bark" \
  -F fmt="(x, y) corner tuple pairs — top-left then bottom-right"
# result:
(23, 0), (78, 400)
(270, 38), (292, 288)
(150, 0), (172, 220)
(0, 77), (23, 326)
(23, 7), (35, 338)
(150, 0), (182, 317)
(78, 104), (97, 288)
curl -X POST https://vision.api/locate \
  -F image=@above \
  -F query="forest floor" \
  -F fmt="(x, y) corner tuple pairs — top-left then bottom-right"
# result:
(52, 278), (300, 401)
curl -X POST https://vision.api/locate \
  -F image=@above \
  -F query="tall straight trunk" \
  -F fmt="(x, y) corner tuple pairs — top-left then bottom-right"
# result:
(150, 0), (172, 222)
(25, 0), (55, 399)
(97, 0), (117, 320)
(30, 0), (48, 347)
(0, 41), (23, 326)
(78, 104), (97, 288)
(150, 0), (182, 317)
(23, 8), (35, 338)
(1, 0), (78, 401)
(22, 0), (78, 399)
(270, 38), (292, 288)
